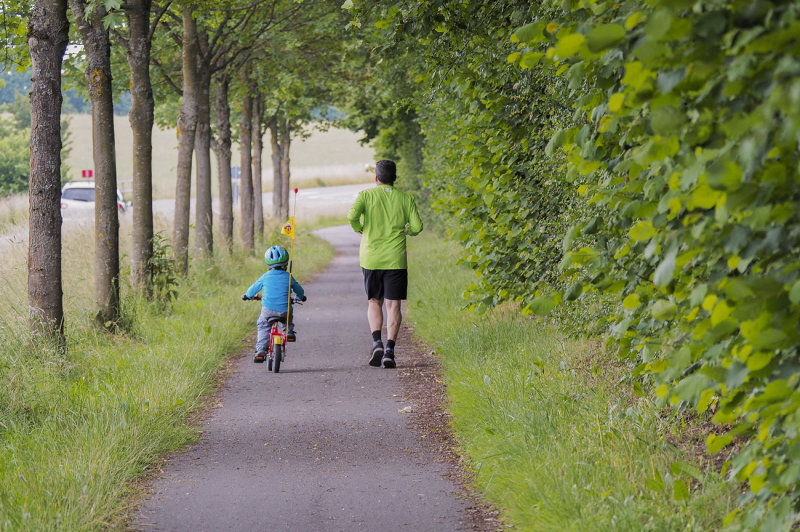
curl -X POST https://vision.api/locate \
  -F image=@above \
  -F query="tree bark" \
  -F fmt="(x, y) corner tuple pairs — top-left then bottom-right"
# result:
(252, 93), (264, 236)
(279, 117), (291, 220)
(194, 29), (213, 257)
(126, 0), (155, 295)
(269, 116), (283, 221)
(213, 73), (233, 252)
(174, 6), (198, 274)
(69, 0), (121, 327)
(239, 91), (254, 250)
(27, 0), (68, 343)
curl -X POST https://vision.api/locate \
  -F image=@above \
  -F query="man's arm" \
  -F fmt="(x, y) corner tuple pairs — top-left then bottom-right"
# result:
(405, 196), (423, 236)
(347, 192), (365, 233)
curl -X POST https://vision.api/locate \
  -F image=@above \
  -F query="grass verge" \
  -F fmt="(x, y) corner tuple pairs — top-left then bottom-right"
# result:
(406, 232), (736, 531)
(0, 229), (333, 530)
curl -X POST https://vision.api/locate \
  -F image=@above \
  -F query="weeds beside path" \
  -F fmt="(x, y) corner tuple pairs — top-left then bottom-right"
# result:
(0, 231), (333, 530)
(406, 233), (737, 531)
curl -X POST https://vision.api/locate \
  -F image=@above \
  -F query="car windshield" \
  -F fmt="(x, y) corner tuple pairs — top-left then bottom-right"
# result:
(62, 188), (94, 202)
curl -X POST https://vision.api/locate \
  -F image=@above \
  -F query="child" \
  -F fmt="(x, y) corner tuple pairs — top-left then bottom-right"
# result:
(242, 245), (306, 363)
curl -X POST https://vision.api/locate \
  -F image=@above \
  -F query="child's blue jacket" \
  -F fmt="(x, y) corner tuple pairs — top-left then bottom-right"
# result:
(245, 269), (305, 312)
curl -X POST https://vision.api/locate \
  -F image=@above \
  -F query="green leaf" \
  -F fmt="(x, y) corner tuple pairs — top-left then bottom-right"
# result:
(629, 220), (657, 242)
(554, 33), (585, 58)
(670, 461), (703, 481)
(513, 21), (544, 44)
(527, 293), (561, 316)
(673, 478), (689, 501)
(586, 24), (626, 53)
(520, 52), (545, 69)
(708, 161), (743, 191)
(653, 249), (677, 287)
(623, 293), (641, 309)
(789, 280), (800, 304)
(649, 106), (685, 135)
(545, 129), (567, 157)
(651, 299), (677, 320)
(751, 329), (787, 350)
(707, 433), (734, 454)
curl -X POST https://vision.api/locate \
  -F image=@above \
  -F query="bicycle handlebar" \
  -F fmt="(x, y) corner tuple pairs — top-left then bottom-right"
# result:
(242, 294), (306, 303)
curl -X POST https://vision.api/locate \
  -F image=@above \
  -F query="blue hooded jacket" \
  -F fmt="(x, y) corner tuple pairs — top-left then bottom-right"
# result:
(245, 269), (305, 312)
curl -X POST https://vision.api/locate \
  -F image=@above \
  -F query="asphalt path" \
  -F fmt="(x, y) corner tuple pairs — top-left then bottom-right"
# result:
(132, 225), (471, 531)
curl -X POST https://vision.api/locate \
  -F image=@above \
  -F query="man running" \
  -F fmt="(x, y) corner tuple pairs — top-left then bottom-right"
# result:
(347, 160), (423, 368)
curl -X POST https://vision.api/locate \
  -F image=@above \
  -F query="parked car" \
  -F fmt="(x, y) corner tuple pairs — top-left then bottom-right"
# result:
(60, 180), (131, 214)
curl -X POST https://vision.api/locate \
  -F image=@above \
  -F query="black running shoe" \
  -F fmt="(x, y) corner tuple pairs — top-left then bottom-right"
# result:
(369, 342), (384, 367)
(287, 331), (296, 342)
(253, 351), (266, 363)
(382, 348), (396, 369)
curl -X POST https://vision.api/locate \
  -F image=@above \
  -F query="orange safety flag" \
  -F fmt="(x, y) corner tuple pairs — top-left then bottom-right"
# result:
(281, 217), (295, 239)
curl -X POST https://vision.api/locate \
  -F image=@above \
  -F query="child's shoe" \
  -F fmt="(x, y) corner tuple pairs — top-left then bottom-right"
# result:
(253, 351), (266, 363)
(287, 330), (296, 342)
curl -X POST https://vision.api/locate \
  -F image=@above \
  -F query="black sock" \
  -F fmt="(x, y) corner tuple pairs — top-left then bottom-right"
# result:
(372, 330), (382, 342)
(387, 339), (395, 350)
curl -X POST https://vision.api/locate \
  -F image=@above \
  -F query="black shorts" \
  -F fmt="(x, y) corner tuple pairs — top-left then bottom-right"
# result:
(362, 268), (408, 300)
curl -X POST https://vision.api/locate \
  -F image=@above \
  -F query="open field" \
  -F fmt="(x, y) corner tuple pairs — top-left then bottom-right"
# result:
(63, 114), (375, 199)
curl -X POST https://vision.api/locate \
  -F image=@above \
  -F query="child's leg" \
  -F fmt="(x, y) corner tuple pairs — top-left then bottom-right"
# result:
(255, 307), (270, 353)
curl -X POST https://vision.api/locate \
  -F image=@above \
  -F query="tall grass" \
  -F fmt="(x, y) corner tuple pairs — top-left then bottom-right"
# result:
(406, 233), (736, 531)
(0, 193), (28, 236)
(0, 223), (334, 530)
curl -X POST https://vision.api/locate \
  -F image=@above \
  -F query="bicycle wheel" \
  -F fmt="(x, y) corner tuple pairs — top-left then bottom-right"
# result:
(272, 343), (282, 373)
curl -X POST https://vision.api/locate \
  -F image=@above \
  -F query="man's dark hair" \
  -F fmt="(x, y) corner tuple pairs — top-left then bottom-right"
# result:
(376, 160), (397, 184)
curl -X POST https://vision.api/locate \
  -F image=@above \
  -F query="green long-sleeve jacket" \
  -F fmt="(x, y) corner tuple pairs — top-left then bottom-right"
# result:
(347, 184), (423, 270)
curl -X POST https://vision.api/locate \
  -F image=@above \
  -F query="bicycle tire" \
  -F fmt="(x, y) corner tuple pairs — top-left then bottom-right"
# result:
(272, 343), (282, 373)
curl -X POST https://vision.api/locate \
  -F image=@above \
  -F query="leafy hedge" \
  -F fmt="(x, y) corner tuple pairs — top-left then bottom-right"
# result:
(511, 0), (800, 528)
(346, 0), (800, 527)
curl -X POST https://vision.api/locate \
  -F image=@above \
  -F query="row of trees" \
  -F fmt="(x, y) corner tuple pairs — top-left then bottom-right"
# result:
(345, 0), (800, 528)
(15, 0), (347, 342)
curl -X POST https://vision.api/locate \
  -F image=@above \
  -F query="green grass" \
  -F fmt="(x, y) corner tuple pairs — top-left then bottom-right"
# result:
(0, 227), (334, 530)
(0, 193), (28, 235)
(406, 233), (737, 531)
(63, 115), (375, 199)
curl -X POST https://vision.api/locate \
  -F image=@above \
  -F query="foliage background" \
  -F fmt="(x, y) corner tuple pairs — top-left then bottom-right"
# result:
(345, 0), (800, 528)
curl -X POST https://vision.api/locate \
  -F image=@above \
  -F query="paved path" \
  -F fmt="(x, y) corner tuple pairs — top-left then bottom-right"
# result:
(132, 225), (470, 531)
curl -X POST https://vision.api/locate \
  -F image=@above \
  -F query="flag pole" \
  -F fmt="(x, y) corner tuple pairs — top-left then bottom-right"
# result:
(285, 188), (298, 336)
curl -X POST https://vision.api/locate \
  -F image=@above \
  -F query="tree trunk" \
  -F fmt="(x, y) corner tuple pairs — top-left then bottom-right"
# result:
(27, 0), (68, 343)
(69, 0), (120, 327)
(194, 31), (213, 257)
(279, 118), (291, 220)
(174, 6), (198, 275)
(269, 117), (283, 221)
(252, 94), (264, 236)
(126, 0), (154, 295)
(239, 91), (254, 250)
(213, 73), (233, 252)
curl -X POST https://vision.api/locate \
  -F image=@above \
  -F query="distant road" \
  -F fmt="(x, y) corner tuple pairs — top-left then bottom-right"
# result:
(152, 182), (373, 225)
(2, 183), (373, 256)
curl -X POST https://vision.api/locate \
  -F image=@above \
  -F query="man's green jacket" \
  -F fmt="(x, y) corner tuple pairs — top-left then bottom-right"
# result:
(348, 184), (423, 270)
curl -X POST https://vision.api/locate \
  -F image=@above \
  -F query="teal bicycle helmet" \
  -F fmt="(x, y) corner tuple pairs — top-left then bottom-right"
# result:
(264, 245), (289, 268)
